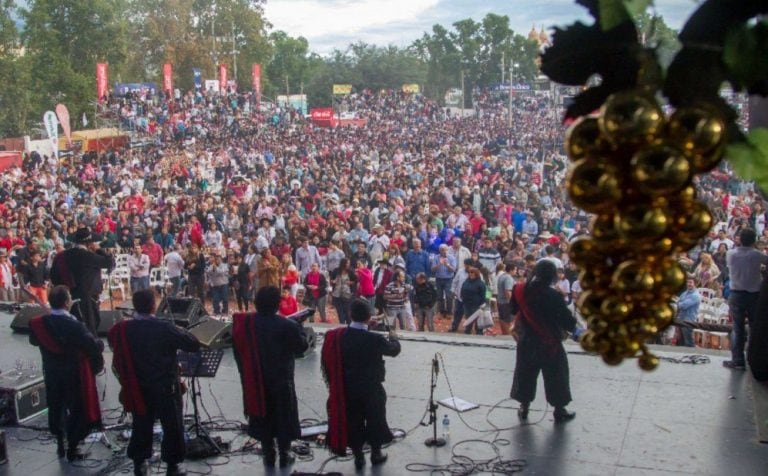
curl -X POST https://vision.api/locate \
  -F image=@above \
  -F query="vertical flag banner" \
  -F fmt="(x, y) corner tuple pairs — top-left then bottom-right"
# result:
(252, 64), (262, 105)
(43, 111), (59, 154)
(96, 63), (108, 101)
(163, 63), (173, 95)
(193, 68), (202, 90)
(219, 64), (228, 94)
(55, 104), (71, 146)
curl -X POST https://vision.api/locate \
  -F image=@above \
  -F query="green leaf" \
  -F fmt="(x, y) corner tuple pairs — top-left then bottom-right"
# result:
(599, 0), (631, 31)
(622, 0), (653, 17)
(727, 128), (768, 193)
(723, 20), (768, 96)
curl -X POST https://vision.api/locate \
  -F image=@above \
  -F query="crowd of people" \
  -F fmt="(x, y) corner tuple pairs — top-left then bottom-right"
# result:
(0, 86), (764, 336)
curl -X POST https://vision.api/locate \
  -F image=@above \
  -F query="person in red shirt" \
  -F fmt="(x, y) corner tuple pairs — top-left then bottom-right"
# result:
(469, 210), (487, 237)
(279, 287), (298, 316)
(141, 235), (164, 269)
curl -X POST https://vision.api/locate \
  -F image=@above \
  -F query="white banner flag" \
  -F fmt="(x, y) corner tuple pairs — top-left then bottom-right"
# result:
(43, 111), (59, 156)
(82, 112), (88, 127)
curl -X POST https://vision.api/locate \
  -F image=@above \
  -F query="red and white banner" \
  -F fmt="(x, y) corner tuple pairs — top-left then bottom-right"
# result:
(218, 64), (228, 94)
(96, 63), (108, 101)
(163, 63), (173, 95)
(55, 104), (71, 146)
(252, 64), (261, 104)
(310, 108), (334, 121)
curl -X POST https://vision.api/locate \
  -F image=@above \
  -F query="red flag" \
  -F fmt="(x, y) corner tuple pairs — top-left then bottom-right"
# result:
(55, 104), (71, 146)
(96, 63), (108, 102)
(219, 64), (228, 94)
(252, 64), (261, 105)
(163, 63), (173, 96)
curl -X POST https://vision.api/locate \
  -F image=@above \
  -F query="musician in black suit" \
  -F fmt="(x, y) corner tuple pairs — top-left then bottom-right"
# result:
(50, 227), (114, 335)
(322, 299), (401, 470)
(108, 289), (200, 476)
(232, 286), (309, 468)
(29, 285), (104, 461)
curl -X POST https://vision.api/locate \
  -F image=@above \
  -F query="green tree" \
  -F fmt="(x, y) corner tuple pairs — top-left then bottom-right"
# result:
(266, 30), (310, 98)
(0, 0), (33, 137)
(634, 11), (680, 67)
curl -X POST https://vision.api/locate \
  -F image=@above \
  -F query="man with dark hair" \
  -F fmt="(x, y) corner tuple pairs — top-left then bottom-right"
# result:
(510, 260), (577, 423)
(724, 228), (768, 370)
(322, 298), (401, 470)
(108, 290), (201, 476)
(232, 286), (309, 468)
(29, 285), (104, 461)
(50, 227), (114, 335)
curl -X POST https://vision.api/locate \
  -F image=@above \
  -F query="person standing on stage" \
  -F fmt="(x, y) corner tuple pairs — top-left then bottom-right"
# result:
(509, 260), (577, 423)
(29, 285), (104, 461)
(232, 286), (309, 468)
(50, 227), (114, 335)
(724, 228), (768, 370)
(108, 289), (200, 476)
(322, 299), (401, 470)
(128, 243), (151, 292)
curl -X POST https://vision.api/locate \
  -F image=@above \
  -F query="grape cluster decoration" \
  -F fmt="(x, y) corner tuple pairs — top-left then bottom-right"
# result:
(565, 91), (725, 370)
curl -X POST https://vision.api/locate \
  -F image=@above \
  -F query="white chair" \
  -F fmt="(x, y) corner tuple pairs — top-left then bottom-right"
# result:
(149, 267), (168, 290)
(697, 288), (715, 302)
(102, 269), (126, 301)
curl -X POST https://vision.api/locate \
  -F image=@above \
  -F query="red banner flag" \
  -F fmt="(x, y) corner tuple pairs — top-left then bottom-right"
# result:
(219, 64), (228, 94)
(163, 63), (173, 95)
(252, 64), (261, 105)
(96, 63), (108, 102)
(55, 104), (71, 146)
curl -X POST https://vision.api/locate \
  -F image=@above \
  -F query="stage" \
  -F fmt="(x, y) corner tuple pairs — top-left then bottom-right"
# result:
(0, 312), (766, 475)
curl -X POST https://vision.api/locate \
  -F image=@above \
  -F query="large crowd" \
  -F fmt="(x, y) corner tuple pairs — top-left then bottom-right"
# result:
(0, 86), (764, 334)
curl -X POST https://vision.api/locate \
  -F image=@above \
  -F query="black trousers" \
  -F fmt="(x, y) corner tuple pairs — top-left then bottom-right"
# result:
(346, 386), (393, 451)
(71, 296), (101, 336)
(127, 384), (186, 465)
(46, 373), (90, 449)
(510, 337), (572, 408)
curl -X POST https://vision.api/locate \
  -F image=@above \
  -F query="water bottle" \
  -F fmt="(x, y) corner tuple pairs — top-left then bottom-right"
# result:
(441, 414), (450, 439)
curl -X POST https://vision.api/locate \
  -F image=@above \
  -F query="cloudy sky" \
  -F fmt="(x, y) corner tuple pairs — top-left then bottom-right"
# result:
(263, 0), (695, 54)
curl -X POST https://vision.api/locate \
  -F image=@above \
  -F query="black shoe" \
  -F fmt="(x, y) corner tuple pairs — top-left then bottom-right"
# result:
(66, 448), (89, 461)
(353, 451), (366, 470)
(553, 408), (576, 423)
(133, 460), (148, 476)
(517, 403), (530, 420)
(723, 360), (746, 370)
(370, 450), (388, 465)
(262, 447), (276, 467)
(166, 463), (187, 476)
(279, 451), (295, 467)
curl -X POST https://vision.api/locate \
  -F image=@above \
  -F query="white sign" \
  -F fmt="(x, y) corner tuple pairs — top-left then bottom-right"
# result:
(43, 111), (59, 156)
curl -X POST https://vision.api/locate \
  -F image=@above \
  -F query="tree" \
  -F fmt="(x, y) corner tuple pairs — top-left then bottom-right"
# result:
(266, 30), (310, 98)
(0, 0), (33, 137)
(634, 11), (680, 68)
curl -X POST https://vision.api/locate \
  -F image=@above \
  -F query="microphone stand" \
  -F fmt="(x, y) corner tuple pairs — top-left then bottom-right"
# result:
(424, 354), (446, 447)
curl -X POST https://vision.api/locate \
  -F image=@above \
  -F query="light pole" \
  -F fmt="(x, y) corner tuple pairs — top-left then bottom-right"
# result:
(508, 62), (519, 128)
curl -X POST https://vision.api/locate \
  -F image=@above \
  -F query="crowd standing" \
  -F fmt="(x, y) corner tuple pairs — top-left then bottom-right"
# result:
(1, 86), (765, 338)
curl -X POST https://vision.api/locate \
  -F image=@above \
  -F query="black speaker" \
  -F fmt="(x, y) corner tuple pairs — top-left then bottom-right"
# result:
(97, 310), (124, 337)
(188, 318), (232, 349)
(297, 327), (317, 359)
(10, 306), (48, 333)
(157, 297), (206, 328)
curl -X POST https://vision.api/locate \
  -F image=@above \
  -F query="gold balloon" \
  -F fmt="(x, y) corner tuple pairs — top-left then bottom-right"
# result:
(630, 144), (691, 195)
(646, 301), (675, 327)
(638, 352), (660, 371)
(566, 116), (610, 161)
(653, 260), (686, 297)
(611, 260), (655, 295)
(635, 237), (674, 256)
(671, 201), (713, 242)
(580, 331), (598, 353)
(599, 91), (665, 145)
(590, 213), (628, 253)
(690, 149), (725, 174)
(602, 350), (624, 366)
(577, 290), (607, 317)
(667, 107), (725, 157)
(600, 295), (633, 321)
(615, 204), (668, 241)
(568, 236), (600, 267)
(567, 159), (623, 213)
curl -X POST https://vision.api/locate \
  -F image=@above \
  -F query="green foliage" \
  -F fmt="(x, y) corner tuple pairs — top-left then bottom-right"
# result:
(727, 128), (768, 194)
(724, 20), (768, 96)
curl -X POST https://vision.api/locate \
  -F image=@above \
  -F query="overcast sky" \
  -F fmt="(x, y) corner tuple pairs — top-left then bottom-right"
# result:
(263, 0), (696, 54)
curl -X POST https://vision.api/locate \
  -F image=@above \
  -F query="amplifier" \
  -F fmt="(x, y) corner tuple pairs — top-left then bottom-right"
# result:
(157, 297), (206, 328)
(188, 318), (232, 349)
(0, 369), (47, 425)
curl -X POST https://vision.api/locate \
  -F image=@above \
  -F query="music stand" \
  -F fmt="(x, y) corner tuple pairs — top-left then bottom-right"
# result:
(178, 348), (224, 456)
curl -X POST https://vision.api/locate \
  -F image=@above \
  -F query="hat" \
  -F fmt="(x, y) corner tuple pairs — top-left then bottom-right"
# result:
(395, 263), (406, 270)
(539, 231), (553, 240)
(0, 249), (6, 256)
(73, 228), (96, 244)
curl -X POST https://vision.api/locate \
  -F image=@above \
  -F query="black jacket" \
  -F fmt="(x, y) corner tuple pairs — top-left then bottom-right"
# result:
(341, 327), (401, 399)
(413, 280), (438, 308)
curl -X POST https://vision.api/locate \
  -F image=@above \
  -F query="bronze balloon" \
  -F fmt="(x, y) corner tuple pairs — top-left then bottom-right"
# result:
(599, 295), (633, 321)
(667, 107), (725, 157)
(630, 144), (691, 195)
(566, 159), (623, 213)
(568, 236), (600, 267)
(599, 91), (665, 145)
(672, 201), (713, 241)
(566, 116), (609, 161)
(611, 260), (655, 295)
(577, 290), (607, 318)
(653, 260), (687, 297)
(615, 204), (668, 241)
(638, 351), (660, 371)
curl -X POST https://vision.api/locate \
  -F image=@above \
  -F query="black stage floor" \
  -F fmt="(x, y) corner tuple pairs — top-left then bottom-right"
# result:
(0, 312), (766, 475)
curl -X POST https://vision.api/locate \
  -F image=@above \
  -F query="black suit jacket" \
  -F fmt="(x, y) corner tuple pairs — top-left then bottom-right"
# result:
(341, 327), (401, 399)
(234, 313), (308, 386)
(30, 314), (105, 381)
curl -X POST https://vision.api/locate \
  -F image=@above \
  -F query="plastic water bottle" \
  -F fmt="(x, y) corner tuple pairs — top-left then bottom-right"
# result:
(442, 414), (450, 439)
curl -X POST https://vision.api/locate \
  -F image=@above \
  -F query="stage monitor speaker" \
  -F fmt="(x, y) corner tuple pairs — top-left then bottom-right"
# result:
(157, 297), (206, 328)
(188, 318), (232, 349)
(97, 310), (124, 337)
(297, 327), (317, 359)
(10, 306), (48, 333)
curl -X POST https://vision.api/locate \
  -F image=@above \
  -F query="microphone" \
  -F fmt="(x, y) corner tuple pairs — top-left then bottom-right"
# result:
(71, 298), (82, 304)
(432, 355), (439, 376)
(284, 308), (315, 324)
